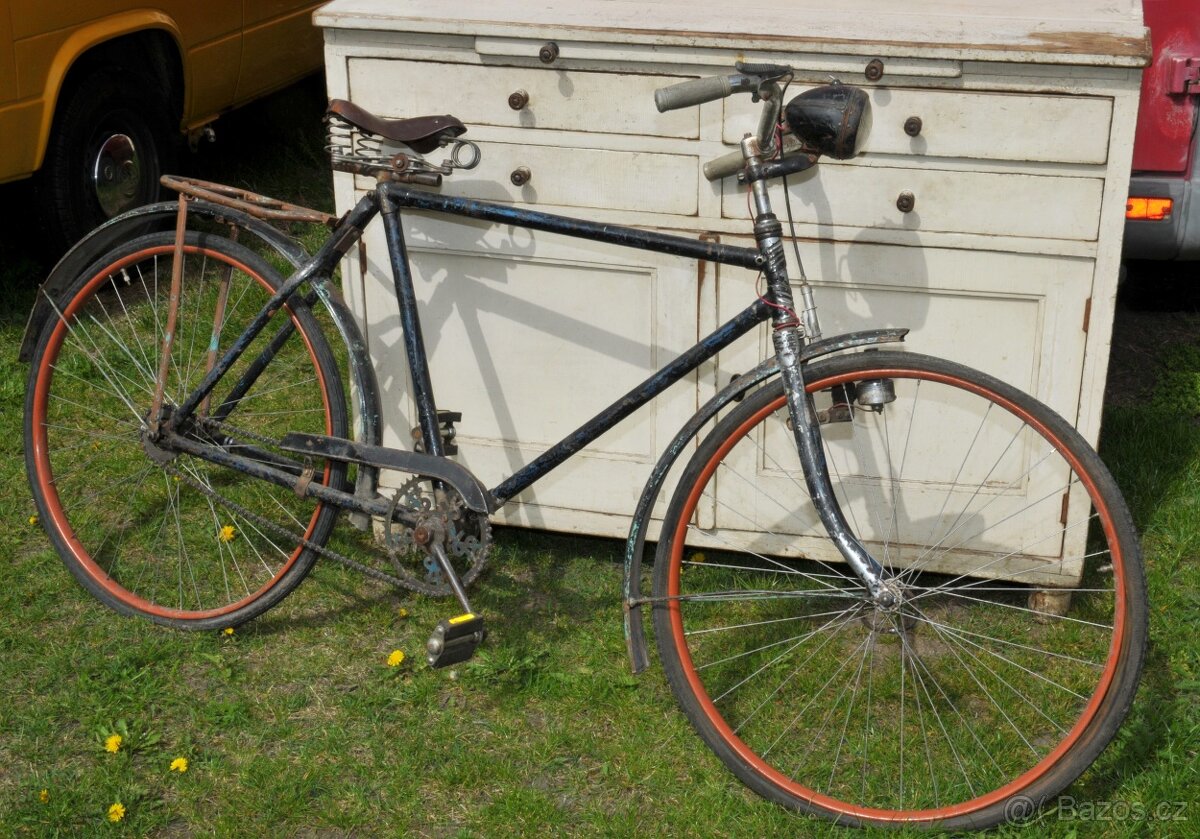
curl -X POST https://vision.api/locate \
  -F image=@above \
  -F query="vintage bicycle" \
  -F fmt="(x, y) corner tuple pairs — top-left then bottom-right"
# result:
(22, 62), (1146, 829)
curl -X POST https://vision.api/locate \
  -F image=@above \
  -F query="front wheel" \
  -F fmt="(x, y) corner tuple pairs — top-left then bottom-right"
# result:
(652, 351), (1145, 830)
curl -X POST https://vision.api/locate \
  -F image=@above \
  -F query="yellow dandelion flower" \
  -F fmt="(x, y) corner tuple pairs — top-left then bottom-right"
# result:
(387, 649), (405, 667)
(691, 552), (706, 564)
(104, 733), (123, 753)
(39, 788), (49, 804)
(218, 525), (236, 543)
(222, 627), (235, 636)
(397, 607), (409, 619)
(108, 801), (126, 822)
(28, 514), (38, 526)
(170, 756), (188, 773)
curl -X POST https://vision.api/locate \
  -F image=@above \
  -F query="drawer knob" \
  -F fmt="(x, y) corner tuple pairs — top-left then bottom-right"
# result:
(510, 166), (532, 187)
(538, 42), (560, 64)
(903, 116), (923, 137)
(896, 191), (916, 213)
(508, 89), (530, 110)
(865, 58), (885, 81)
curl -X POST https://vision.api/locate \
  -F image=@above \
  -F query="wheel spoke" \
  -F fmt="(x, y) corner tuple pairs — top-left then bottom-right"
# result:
(29, 235), (345, 624)
(653, 353), (1142, 825)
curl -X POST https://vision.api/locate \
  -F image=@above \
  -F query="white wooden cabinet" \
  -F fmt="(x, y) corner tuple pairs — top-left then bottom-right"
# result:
(316, 0), (1147, 583)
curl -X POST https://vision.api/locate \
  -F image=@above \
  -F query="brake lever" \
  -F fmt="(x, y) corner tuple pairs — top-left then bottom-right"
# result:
(735, 60), (793, 81)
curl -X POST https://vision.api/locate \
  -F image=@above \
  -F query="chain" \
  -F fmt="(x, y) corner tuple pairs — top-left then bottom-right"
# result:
(162, 457), (414, 588)
(170, 417), (492, 595)
(199, 414), (291, 451)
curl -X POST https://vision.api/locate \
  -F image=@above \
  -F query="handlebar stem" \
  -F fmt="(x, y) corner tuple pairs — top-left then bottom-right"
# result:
(754, 82), (783, 152)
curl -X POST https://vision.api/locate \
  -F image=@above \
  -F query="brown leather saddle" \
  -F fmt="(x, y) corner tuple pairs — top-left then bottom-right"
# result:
(327, 99), (466, 154)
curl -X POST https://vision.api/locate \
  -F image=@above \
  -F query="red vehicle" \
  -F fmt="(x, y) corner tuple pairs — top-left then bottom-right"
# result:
(1125, 0), (1200, 258)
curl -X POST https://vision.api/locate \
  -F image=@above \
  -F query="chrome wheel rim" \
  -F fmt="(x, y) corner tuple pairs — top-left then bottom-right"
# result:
(92, 133), (141, 217)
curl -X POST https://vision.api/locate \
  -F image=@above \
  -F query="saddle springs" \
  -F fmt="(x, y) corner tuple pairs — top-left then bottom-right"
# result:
(325, 107), (481, 185)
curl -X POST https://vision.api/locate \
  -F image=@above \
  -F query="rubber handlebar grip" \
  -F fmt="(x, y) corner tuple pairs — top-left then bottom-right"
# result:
(654, 75), (734, 112)
(702, 148), (747, 182)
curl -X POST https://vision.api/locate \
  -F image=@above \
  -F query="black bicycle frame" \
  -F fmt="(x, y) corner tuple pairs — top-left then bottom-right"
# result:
(373, 182), (773, 503)
(162, 169), (888, 609)
(162, 166), (892, 614)
(167, 181), (776, 505)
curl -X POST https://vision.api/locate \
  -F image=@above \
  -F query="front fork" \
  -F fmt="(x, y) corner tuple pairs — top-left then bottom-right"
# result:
(743, 136), (894, 605)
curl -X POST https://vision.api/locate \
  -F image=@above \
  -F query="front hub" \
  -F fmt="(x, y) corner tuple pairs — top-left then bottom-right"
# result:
(872, 578), (905, 610)
(861, 578), (915, 635)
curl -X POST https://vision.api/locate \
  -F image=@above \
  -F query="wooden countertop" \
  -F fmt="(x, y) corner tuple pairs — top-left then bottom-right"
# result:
(315, 0), (1149, 66)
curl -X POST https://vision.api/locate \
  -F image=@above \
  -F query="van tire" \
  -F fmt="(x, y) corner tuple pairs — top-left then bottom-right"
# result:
(33, 71), (175, 254)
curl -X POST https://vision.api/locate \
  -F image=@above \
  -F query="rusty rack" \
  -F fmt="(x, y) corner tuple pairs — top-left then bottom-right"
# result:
(160, 174), (338, 227)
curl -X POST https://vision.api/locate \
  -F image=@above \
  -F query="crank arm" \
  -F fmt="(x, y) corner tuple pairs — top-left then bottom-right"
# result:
(429, 542), (474, 615)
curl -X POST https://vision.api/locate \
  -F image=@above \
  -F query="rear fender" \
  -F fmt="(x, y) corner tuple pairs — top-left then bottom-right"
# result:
(21, 199), (304, 360)
(20, 199), (385, 494)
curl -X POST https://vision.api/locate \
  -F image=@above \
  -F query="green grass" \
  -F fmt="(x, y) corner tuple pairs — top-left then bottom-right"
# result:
(1, 77), (1199, 836)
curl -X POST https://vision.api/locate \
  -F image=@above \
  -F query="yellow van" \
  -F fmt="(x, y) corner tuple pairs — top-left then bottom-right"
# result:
(0, 1), (324, 250)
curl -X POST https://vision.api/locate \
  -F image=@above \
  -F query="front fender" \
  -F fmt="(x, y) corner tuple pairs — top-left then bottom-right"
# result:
(621, 328), (908, 674)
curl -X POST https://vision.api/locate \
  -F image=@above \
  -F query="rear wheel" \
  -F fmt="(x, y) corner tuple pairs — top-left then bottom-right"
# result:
(652, 351), (1145, 829)
(25, 232), (348, 629)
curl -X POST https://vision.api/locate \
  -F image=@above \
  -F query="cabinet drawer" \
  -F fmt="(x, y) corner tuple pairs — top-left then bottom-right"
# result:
(722, 164), (1103, 240)
(435, 142), (699, 215)
(725, 88), (1112, 165)
(348, 58), (699, 139)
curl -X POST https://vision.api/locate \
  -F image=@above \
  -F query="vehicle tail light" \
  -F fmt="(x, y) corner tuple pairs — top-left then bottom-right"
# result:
(1126, 197), (1173, 220)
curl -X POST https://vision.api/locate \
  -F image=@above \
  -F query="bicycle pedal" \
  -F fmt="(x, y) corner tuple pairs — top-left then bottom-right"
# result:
(426, 612), (486, 668)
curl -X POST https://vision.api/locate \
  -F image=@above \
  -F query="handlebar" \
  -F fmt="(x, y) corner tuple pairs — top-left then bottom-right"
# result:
(654, 74), (752, 112)
(654, 62), (801, 180)
(653, 62), (792, 113)
(703, 134), (807, 182)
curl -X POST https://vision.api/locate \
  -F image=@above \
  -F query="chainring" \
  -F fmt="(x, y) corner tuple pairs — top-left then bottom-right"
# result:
(379, 476), (492, 597)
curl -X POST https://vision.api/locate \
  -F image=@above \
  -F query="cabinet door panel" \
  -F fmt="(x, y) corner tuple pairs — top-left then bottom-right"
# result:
(711, 239), (1093, 584)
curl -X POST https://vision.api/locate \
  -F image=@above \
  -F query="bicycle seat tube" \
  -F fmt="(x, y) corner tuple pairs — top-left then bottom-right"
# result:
(741, 135), (893, 605)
